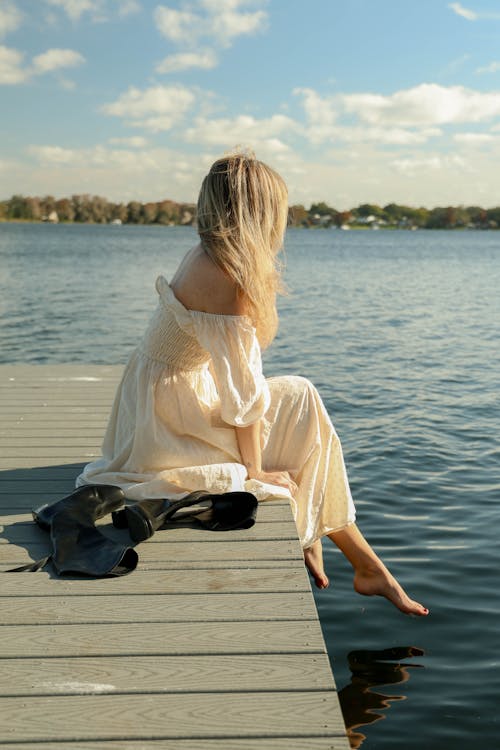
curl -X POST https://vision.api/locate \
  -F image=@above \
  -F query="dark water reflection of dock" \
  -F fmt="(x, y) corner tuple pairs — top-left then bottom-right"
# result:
(339, 647), (425, 749)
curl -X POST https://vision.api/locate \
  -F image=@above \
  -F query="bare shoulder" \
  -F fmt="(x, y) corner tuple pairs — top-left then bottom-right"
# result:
(171, 245), (246, 316)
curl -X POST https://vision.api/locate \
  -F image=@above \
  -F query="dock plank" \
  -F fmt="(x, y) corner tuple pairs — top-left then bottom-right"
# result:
(0, 538), (303, 567)
(0, 592), (316, 625)
(0, 692), (347, 743)
(0, 742), (348, 750)
(0, 620), (327, 658)
(0, 364), (349, 748)
(0, 653), (336, 695)
(1, 567), (308, 594)
(1, 521), (299, 546)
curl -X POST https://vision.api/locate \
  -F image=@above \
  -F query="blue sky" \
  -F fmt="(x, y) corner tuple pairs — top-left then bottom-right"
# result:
(2, 0), (500, 208)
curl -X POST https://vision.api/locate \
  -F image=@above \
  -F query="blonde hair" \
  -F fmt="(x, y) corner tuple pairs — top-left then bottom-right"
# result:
(197, 152), (288, 348)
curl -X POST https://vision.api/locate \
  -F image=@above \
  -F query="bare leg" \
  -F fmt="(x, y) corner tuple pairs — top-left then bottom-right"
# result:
(304, 539), (330, 589)
(328, 523), (429, 616)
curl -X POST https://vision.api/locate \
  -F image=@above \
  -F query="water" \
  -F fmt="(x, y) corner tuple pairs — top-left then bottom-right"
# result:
(1, 222), (500, 748)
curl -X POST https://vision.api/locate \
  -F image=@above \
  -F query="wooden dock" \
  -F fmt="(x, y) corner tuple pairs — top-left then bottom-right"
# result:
(0, 364), (349, 749)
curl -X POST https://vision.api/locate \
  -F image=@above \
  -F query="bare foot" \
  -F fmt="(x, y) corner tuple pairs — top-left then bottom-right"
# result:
(304, 539), (330, 589)
(327, 524), (429, 616)
(354, 567), (429, 616)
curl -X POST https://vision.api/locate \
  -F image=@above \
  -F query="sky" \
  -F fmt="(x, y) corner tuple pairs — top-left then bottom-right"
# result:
(2, 0), (500, 209)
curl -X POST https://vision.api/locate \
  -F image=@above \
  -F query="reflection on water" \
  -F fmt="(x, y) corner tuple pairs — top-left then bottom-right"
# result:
(338, 647), (425, 749)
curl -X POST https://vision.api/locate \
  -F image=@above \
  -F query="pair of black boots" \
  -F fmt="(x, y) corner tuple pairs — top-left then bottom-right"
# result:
(111, 490), (258, 542)
(10, 486), (258, 577)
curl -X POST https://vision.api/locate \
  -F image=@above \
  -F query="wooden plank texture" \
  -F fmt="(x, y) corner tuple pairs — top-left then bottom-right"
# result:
(0, 620), (327, 658)
(1, 567), (309, 594)
(0, 654), (336, 695)
(0, 692), (346, 742)
(0, 364), (349, 748)
(0, 538), (303, 566)
(0, 742), (348, 750)
(1, 520), (299, 545)
(0, 592), (316, 625)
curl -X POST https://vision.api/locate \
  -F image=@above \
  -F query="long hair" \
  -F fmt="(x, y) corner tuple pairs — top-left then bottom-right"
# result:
(196, 152), (288, 348)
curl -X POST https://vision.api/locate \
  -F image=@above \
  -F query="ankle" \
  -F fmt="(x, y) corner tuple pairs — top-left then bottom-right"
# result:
(355, 559), (387, 578)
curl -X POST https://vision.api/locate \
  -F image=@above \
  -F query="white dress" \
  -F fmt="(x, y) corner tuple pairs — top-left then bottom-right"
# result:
(77, 276), (356, 548)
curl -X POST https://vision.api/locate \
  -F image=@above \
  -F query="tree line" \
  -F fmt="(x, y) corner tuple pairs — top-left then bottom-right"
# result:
(1, 193), (500, 229)
(291, 202), (500, 229)
(0, 194), (196, 226)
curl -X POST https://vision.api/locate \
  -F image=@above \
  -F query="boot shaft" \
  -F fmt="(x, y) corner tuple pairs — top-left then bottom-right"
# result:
(33, 485), (125, 530)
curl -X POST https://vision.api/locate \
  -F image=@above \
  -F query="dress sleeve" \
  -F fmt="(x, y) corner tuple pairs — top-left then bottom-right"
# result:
(191, 313), (270, 427)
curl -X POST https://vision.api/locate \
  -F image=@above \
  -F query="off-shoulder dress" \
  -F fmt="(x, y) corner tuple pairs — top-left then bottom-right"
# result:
(77, 276), (355, 548)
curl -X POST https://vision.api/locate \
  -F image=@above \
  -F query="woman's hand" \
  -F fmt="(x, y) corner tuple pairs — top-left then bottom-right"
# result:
(235, 421), (297, 495)
(248, 469), (298, 495)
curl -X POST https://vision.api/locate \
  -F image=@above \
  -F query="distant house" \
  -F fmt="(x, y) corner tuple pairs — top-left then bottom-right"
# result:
(311, 213), (333, 226)
(355, 214), (386, 229)
(181, 209), (194, 225)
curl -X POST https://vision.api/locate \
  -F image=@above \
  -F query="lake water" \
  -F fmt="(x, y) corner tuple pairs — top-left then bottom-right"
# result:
(1, 222), (500, 748)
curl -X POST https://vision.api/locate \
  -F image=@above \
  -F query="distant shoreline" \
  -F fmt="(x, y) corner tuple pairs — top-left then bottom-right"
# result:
(0, 218), (497, 231)
(1, 195), (499, 230)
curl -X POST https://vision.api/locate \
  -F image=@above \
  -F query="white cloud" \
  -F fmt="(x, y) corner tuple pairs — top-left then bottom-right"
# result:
(59, 77), (76, 89)
(102, 84), (196, 131)
(45, 0), (101, 22)
(184, 113), (299, 147)
(294, 87), (340, 144)
(43, 0), (141, 22)
(476, 61), (500, 74)
(342, 83), (500, 126)
(154, 1), (267, 49)
(210, 5), (267, 44)
(0, 45), (85, 85)
(294, 87), (443, 145)
(284, 147), (500, 207)
(118, 0), (141, 16)
(448, 2), (500, 21)
(108, 136), (149, 147)
(294, 87), (336, 126)
(156, 50), (217, 73)
(183, 114), (299, 169)
(448, 3), (477, 21)
(24, 143), (214, 202)
(0, 44), (27, 84)
(391, 154), (467, 176)
(453, 132), (495, 144)
(200, 0), (247, 8)
(32, 48), (85, 73)
(333, 125), (442, 145)
(439, 53), (471, 77)
(294, 85), (500, 153)
(0, 1), (23, 37)
(153, 6), (199, 44)
(29, 143), (155, 169)
(28, 145), (81, 164)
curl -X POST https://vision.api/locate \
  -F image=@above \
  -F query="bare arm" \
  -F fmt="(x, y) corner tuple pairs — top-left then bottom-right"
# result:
(235, 421), (262, 477)
(235, 421), (297, 495)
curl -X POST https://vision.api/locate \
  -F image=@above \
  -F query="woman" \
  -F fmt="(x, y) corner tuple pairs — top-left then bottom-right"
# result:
(78, 153), (428, 616)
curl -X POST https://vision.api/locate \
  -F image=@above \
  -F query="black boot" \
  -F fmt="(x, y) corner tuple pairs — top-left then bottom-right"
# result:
(112, 497), (172, 542)
(113, 490), (258, 543)
(9, 485), (138, 577)
(32, 484), (125, 531)
(47, 508), (138, 576)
